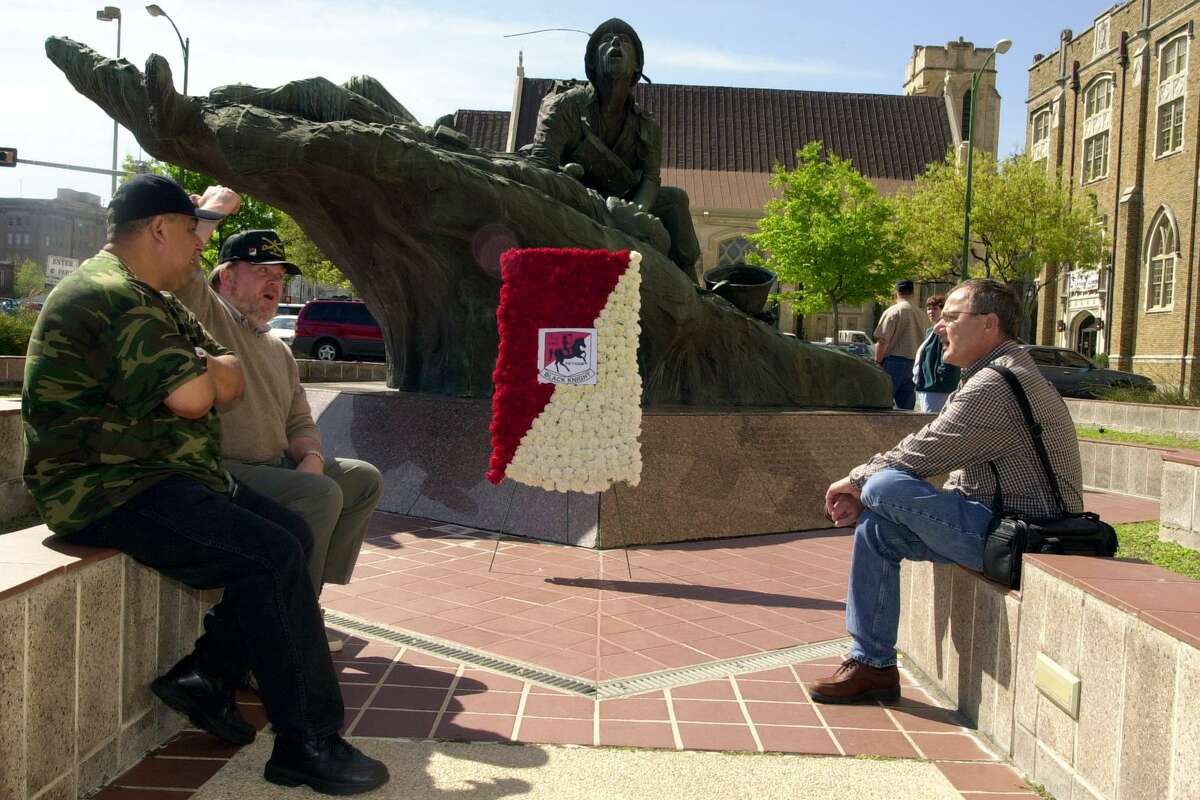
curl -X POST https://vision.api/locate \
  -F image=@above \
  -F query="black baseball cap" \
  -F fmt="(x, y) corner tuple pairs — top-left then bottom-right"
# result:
(895, 279), (915, 294)
(218, 229), (301, 275)
(109, 174), (225, 225)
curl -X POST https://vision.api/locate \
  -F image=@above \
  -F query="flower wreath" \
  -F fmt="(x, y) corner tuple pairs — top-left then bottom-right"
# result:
(487, 248), (643, 493)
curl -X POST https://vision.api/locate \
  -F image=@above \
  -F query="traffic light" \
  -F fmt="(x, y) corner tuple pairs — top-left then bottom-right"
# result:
(0, 148), (15, 167)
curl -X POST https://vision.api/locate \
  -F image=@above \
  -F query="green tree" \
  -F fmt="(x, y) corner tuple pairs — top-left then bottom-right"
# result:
(120, 156), (279, 269)
(896, 151), (1105, 333)
(749, 141), (909, 337)
(14, 259), (44, 298)
(275, 213), (353, 292)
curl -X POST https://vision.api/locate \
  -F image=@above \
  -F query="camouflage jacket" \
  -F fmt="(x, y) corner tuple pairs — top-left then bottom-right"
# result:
(22, 250), (231, 533)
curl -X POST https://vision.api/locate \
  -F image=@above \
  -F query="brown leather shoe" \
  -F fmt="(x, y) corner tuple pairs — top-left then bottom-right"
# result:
(810, 658), (900, 704)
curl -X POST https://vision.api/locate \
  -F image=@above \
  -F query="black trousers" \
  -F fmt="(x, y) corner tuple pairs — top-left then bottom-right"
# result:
(67, 475), (344, 741)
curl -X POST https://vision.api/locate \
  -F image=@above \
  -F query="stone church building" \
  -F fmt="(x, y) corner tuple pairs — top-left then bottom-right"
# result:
(454, 38), (1004, 340)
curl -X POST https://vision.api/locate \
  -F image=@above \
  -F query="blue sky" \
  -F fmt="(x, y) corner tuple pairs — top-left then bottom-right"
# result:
(3, 0), (1117, 204)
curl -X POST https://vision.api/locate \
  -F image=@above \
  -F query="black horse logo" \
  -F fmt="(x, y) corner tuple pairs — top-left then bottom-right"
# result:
(551, 333), (588, 373)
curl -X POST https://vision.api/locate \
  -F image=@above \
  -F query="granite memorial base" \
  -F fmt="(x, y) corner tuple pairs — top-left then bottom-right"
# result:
(307, 384), (931, 548)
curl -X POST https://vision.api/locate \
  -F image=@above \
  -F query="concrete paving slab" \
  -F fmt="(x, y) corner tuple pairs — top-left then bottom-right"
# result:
(191, 737), (964, 800)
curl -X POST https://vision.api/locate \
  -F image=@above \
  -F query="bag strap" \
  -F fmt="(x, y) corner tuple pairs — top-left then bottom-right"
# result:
(986, 364), (1067, 516)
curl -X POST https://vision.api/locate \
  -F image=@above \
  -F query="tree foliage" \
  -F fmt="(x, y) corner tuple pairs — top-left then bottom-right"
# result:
(275, 213), (352, 292)
(749, 141), (909, 335)
(14, 259), (44, 298)
(896, 151), (1105, 284)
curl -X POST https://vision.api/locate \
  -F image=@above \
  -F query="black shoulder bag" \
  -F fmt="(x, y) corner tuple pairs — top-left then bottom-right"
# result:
(981, 365), (1118, 588)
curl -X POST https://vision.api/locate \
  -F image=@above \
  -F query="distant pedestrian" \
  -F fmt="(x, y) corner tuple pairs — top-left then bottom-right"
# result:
(913, 294), (961, 413)
(873, 279), (928, 410)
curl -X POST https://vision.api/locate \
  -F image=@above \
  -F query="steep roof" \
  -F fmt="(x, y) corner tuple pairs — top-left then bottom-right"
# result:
(510, 78), (954, 181)
(450, 109), (510, 152)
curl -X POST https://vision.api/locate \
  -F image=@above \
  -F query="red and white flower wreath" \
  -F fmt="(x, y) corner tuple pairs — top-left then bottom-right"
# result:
(487, 248), (643, 493)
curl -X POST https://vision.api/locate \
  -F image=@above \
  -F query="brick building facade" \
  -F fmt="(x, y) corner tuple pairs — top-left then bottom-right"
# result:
(0, 189), (107, 296)
(1029, 0), (1200, 391)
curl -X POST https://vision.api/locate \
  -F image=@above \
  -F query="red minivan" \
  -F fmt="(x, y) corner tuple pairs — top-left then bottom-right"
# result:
(291, 300), (384, 361)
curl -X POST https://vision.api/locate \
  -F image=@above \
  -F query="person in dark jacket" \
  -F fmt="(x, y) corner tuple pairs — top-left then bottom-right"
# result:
(913, 294), (960, 413)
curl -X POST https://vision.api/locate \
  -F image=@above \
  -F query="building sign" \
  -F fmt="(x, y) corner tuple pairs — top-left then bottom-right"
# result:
(1069, 270), (1100, 294)
(45, 255), (78, 286)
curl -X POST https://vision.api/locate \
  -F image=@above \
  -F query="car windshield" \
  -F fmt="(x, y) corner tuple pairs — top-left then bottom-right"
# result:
(269, 317), (296, 330)
(1058, 350), (1092, 368)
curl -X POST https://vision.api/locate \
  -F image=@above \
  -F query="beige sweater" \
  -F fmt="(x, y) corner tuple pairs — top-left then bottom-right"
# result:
(174, 269), (320, 464)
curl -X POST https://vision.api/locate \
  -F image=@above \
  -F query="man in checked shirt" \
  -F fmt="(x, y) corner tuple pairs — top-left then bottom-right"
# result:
(814, 279), (1083, 704)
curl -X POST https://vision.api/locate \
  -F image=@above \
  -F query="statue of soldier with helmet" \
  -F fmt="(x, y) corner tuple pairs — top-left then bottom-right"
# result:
(526, 18), (702, 283)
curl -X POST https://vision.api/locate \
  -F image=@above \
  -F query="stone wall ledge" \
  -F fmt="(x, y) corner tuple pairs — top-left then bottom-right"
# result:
(0, 525), (205, 800)
(899, 554), (1200, 800)
(1077, 437), (1174, 499)
(1066, 396), (1200, 438)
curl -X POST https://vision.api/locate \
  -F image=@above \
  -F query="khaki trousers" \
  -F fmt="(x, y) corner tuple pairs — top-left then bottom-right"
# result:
(222, 457), (382, 594)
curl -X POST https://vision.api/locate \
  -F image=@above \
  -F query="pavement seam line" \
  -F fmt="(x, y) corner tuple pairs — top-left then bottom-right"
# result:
(881, 699), (926, 760)
(729, 675), (764, 752)
(511, 682), (531, 740)
(663, 688), (684, 750)
(593, 695), (600, 746)
(347, 644), (406, 735)
(428, 663), (466, 738)
(791, 662), (845, 756)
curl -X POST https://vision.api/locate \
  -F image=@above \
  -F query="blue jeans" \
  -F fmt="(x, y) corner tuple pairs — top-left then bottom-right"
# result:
(846, 469), (994, 667)
(881, 356), (916, 410)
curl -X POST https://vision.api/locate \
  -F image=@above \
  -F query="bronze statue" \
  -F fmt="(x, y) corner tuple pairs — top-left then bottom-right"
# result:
(43, 33), (892, 408)
(527, 19), (701, 282)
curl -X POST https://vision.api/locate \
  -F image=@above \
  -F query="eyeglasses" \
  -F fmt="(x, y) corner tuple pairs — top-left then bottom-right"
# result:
(939, 311), (984, 324)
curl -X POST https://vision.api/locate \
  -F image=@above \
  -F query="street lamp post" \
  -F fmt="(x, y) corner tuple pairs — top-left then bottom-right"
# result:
(146, 4), (189, 183)
(960, 38), (1012, 281)
(95, 6), (122, 198)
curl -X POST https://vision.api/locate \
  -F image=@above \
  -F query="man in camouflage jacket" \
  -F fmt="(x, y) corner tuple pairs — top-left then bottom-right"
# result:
(22, 175), (388, 795)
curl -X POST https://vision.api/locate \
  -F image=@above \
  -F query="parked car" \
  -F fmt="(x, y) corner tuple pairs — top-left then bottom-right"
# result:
(291, 299), (384, 361)
(266, 315), (296, 347)
(1020, 345), (1154, 398)
(275, 303), (304, 318)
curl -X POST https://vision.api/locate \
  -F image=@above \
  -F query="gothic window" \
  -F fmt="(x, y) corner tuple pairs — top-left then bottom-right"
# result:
(1158, 98), (1185, 154)
(717, 236), (757, 266)
(1083, 131), (1110, 182)
(1147, 212), (1177, 310)
(961, 89), (973, 140)
(1156, 36), (1189, 157)
(1161, 35), (1188, 82)
(1084, 78), (1112, 118)
(1031, 108), (1051, 163)
(1082, 77), (1113, 183)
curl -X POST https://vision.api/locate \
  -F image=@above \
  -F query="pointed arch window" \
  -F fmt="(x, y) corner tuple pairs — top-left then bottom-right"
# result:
(1147, 213), (1177, 310)
(717, 236), (758, 266)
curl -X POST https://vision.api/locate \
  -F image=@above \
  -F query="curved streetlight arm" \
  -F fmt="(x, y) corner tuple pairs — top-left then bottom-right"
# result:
(146, 5), (189, 94)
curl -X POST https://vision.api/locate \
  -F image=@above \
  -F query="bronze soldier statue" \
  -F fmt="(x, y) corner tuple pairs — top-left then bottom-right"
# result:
(527, 19), (702, 283)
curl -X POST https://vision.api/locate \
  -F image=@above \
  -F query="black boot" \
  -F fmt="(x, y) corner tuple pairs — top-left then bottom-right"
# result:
(265, 733), (390, 795)
(150, 653), (256, 745)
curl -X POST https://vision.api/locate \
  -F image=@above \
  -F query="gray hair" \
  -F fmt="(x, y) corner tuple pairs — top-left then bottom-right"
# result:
(954, 278), (1022, 339)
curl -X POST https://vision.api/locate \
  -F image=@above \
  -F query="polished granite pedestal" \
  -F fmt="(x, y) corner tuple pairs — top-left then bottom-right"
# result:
(306, 384), (930, 547)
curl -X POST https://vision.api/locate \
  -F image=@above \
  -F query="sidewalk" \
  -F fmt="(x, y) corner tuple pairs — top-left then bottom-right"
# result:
(92, 510), (1052, 800)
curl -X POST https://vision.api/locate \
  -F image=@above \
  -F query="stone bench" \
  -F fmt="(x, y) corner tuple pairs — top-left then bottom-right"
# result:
(898, 555), (1199, 800)
(1, 399), (36, 523)
(1159, 450), (1200, 549)
(0, 525), (207, 800)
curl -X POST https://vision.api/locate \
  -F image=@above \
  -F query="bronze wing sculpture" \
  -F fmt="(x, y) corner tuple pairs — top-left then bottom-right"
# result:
(46, 36), (891, 408)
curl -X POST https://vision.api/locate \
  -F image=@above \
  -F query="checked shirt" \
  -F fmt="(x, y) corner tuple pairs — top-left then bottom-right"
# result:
(850, 340), (1083, 518)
